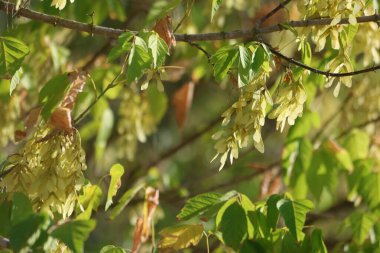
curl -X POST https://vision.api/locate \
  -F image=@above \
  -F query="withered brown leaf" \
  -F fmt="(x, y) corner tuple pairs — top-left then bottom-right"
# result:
(153, 16), (176, 48)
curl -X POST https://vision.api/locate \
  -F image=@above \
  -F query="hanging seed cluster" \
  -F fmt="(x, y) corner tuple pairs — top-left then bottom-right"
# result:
(118, 89), (156, 161)
(0, 95), (20, 147)
(0, 126), (86, 218)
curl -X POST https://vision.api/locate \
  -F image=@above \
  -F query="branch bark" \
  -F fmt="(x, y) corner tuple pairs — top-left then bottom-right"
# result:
(1, 1), (380, 41)
(268, 44), (380, 77)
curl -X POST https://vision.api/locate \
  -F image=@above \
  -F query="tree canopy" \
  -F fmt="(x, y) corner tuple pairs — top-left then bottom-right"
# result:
(0, 0), (380, 252)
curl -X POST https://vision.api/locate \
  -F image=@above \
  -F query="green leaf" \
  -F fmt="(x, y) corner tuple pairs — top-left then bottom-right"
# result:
(307, 148), (337, 201)
(266, 194), (282, 230)
(216, 199), (248, 250)
(343, 129), (370, 161)
(9, 67), (23, 95)
(109, 181), (145, 220)
(38, 74), (71, 121)
(158, 224), (204, 250)
(248, 210), (269, 239)
(358, 172), (380, 209)
(301, 41), (312, 66)
(10, 213), (49, 252)
(51, 219), (96, 253)
(276, 198), (314, 241)
(105, 164), (125, 211)
(77, 184), (103, 220)
(211, 0), (224, 21)
(11, 192), (33, 225)
(310, 229), (327, 253)
(347, 159), (372, 200)
(100, 245), (127, 253)
(210, 45), (238, 82)
(0, 200), (12, 237)
(146, 0), (181, 24)
(335, 148), (354, 172)
(0, 36), (29, 79)
(126, 37), (152, 83)
(108, 32), (134, 62)
(238, 45), (253, 87)
(177, 192), (223, 220)
(95, 108), (114, 163)
(286, 138), (313, 199)
(239, 194), (255, 238)
(345, 211), (377, 245)
(148, 32), (169, 68)
(146, 83), (168, 123)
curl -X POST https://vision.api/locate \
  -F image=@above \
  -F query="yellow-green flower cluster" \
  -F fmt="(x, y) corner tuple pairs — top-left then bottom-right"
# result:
(0, 126), (86, 218)
(213, 81), (271, 170)
(298, 0), (367, 51)
(354, 23), (380, 66)
(0, 95), (20, 147)
(324, 49), (354, 97)
(269, 80), (307, 131)
(349, 76), (380, 120)
(118, 89), (156, 161)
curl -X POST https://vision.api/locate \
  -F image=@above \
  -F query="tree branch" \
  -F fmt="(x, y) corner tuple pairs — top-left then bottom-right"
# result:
(268, 44), (380, 77)
(1, 1), (380, 41)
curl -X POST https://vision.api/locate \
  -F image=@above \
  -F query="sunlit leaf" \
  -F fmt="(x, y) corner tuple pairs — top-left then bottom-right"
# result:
(77, 184), (103, 220)
(343, 129), (370, 161)
(95, 108), (114, 163)
(105, 164), (125, 211)
(344, 211), (377, 245)
(358, 172), (380, 209)
(148, 32), (169, 68)
(211, 0), (224, 21)
(0, 37), (29, 79)
(158, 224), (204, 250)
(126, 37), (152, 83)
(100, 245), (127, 253)
(177, 192), (223, 220)
(210, 45), (238, 82)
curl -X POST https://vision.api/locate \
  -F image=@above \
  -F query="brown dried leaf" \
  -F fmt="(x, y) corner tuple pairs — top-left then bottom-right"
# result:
(373, 134), (380, 146)
(267, 175), (282, 196)
(25, 107), (42, 131)
(172, 81), (195, 129)
(258, 168), (282, 199)
(131, 218), (144, 253)
(48, 71), (87, 131)
(50, 107), (72, 132)
(14, 130), (27, 142)
(153, 16), (176, 48)
(142, 187), (159, 240)
(131, 187), (159, 253)
(61, 71), (87, 110)
(326, 139), (343, 153)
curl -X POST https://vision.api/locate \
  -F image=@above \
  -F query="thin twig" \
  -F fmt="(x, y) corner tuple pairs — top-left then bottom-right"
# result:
(1, 1), (380, 41)
(185, 41), (211, 60)
(256, 0), (292, 27)
(73, 73), (121, 124)
(173, 0), (194, 33)
(268, 43), (380, 77)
